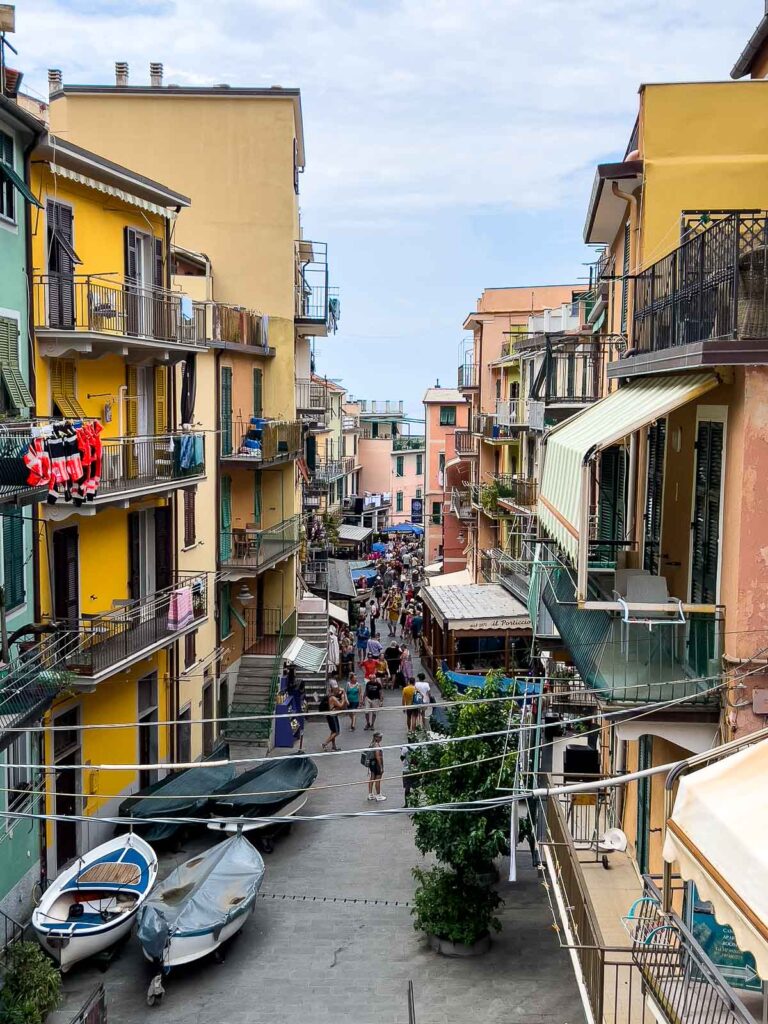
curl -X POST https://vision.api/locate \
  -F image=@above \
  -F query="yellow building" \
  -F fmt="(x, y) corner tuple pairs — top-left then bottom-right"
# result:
(28, 133), (209, 872)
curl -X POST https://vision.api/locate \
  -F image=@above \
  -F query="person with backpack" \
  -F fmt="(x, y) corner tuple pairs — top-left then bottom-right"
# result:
(363, 731), (385, 802)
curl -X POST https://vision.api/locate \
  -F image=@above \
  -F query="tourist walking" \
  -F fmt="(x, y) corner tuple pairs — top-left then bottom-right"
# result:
(365, 732), (386, 802)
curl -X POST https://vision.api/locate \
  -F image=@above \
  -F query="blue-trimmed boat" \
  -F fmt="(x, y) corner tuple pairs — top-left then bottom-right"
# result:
(33, 834), (157, 971)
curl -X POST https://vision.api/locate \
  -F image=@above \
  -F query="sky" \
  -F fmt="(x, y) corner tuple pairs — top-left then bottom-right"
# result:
(16, 0), (760, 417)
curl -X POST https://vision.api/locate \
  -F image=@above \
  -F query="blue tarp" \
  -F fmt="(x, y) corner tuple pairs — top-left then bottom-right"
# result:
(382, 523), (424, 535)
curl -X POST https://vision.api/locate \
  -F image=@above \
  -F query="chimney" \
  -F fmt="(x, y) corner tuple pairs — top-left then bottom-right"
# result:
(48, 69), (62, 97)
(149, 62), (163, 87)
(115, 61), (129, 87)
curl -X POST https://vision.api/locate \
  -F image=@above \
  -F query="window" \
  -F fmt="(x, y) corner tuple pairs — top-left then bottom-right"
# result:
(3, 509), (24, 610)
(416, 453), (423, 476)
(416, 487), (422, 499)
(395, 455), (404, 477)
(439, 406), (456, 426)
(6, 733), (32, 812)
(396, 491), (403, 512)
(0, 130), (14, 222)
(431, 501), (442, 525)
(185, 629), (197, 669)
(183, 487), (196, 547)
(176, 706), (191, 765)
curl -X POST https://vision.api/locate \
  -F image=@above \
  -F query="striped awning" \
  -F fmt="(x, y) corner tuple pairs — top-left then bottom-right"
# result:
(282, 636), (327, 672)
(539, 373), (719, 563)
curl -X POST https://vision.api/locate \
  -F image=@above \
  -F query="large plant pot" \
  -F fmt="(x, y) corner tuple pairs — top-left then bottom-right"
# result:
(427, 932), (491, 957)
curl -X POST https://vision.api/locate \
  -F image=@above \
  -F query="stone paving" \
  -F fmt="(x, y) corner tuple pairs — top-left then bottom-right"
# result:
(60, 644), (584, 1024)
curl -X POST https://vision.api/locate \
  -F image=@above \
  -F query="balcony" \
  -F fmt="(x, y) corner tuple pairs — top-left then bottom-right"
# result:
(540, 563), (723, 704)
(615, 211), (768, 378)
(295, 240), (336, 337)
(310, 457), (355, 484)
(449, 487), (473, 521)
(219, 515), (302, 575)
(220, 420), (301, 468)
(42, 433), (205, 519)
(33, 274), (206, 360)
(49, 572), (208, 685)
(392, 435), (425, 451)
(454, 430), (479, 457)
(457, 362), (479, 389)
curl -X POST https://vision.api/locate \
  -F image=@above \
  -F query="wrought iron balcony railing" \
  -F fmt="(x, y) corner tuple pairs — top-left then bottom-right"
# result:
(457, 362), (479, 389)
(221, 420), (301, 464)
(454, 430), (479, 456)
(220, 515), (301, 572)
(632, 211), (768, 359)
(48, 572), (208, 683)
(34, 274), (205, 349)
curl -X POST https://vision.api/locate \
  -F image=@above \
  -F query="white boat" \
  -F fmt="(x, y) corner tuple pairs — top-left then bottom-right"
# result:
(33, 833), (157, 972)
(137, 834), (265, 1005)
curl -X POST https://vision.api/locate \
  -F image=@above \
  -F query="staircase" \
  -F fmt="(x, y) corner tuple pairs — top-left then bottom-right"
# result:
(296, 609), (329, 704)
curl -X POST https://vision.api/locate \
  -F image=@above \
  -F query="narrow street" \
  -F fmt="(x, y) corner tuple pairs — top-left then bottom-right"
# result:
(61, 644), (583, 1024)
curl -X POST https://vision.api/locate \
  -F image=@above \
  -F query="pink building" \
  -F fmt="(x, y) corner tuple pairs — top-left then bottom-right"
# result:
(423, 387), (468, 567)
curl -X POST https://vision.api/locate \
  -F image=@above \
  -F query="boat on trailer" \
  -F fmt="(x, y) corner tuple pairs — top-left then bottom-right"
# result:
(33, 833), (157, 972)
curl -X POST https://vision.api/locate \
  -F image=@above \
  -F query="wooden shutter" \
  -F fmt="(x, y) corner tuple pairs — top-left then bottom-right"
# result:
(2, 509), (24, 610)
(154, 366), (168, 434)
(691, 421), (724, 604)
(184, 487), (196, 547)
(220, 366), (233, 456)
(253, 367), (263, 418)
(643, 420), (666, 575)
(220, 475), (232, 561)
(154, 505), (172, 593)
(128, 512), (141, 601)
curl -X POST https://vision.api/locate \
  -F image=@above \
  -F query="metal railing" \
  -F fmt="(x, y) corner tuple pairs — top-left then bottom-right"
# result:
(629, 877), (754, 1024)
(454, 430), (478, 456)
(457, 362), (479, 389)
(392, 435), (425, 450)
(295, 240), (330, 324)
(98, 433), (205, 495)
(450, 487), (473, 520)
(219, 515), (302, 571)
(295, 378), (329, 412)
(34, 274), (204, 347)
(633, 211), (768, 355)
(49, 572), (208, 680)
(223, 420), (302, 464)
(311, 456), (355, 483)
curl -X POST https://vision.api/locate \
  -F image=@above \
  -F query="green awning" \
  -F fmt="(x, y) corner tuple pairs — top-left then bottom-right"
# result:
(591, 310), (606, 334)
(0, 161), (43, 209)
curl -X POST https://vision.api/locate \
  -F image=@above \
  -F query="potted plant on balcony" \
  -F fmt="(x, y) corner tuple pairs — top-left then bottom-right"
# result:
(408, 672), (516, 955)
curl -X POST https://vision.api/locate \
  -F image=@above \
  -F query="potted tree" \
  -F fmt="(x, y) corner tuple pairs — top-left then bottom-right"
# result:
(408, 672), (517, 955)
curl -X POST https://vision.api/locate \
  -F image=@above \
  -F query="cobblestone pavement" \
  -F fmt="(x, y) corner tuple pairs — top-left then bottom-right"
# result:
(60, 643), (583, 1024)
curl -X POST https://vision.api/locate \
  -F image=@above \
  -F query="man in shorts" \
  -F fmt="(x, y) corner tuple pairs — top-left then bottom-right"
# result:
(364, 675), (383, 731)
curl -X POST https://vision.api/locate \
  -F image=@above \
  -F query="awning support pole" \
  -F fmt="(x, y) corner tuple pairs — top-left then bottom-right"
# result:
(577, 462), (591, 602)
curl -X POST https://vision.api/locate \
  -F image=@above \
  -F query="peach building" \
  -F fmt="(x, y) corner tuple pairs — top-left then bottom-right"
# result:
(423, 387), (468, 567)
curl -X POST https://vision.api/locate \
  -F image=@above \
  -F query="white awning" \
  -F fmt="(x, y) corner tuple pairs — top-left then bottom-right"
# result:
(662, 739), (768, 979)
(539, 373), (719, 564)
(282, 637), (327, 672)
(327, 601), (349, 626)
(337, 524), (373, 544)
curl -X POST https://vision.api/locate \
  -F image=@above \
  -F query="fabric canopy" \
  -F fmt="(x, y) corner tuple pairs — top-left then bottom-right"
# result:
(282, 636), (327, 672)
(539, 373), (718, 563)
(662, 739), (768, 980)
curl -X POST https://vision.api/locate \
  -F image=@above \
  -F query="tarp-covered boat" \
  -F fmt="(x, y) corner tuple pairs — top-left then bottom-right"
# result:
(33, 834), (157, 972)
(207, 755), (317, 835)
(118, 762), (237, 843)
(138, 834), (265, 1002)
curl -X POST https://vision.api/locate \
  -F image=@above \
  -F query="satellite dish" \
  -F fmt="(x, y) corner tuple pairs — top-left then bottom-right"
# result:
(598, 828), (628, 853)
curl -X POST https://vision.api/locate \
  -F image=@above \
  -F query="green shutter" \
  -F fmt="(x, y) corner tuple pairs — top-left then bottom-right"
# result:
(220, 583), (231, 638)
(253, 367), (263, 418)
(253, 475), (262, 526)
(220, 367), (233, 456)
(220, 475), (232, 560)
(3, 509), (25, 610)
